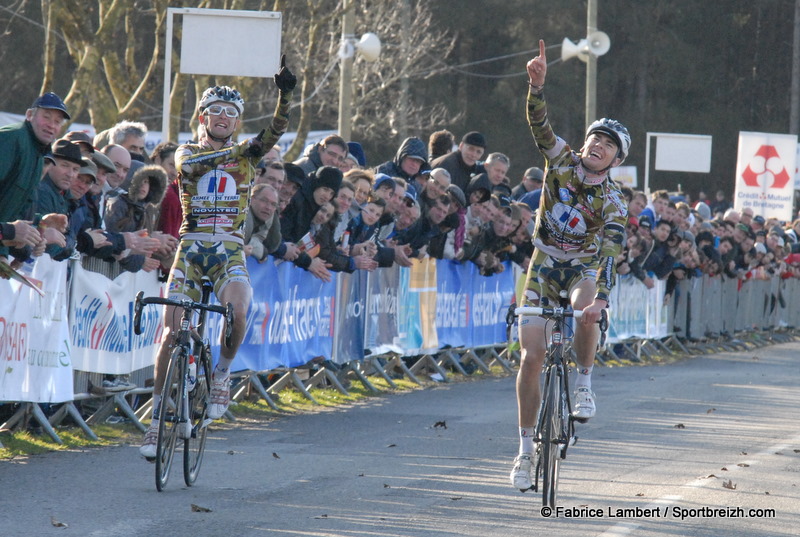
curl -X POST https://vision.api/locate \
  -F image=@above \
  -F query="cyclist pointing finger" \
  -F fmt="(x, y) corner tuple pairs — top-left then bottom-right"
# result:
(510, 40), (628, 491)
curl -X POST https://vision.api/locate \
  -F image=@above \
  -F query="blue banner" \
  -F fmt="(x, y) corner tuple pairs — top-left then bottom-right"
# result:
(332, 270), (367, 365)
(232, 258), (336, 372)
(435, 260), (513, 348)
(435, 260), (469, 347)
(364, 264), (402, 355)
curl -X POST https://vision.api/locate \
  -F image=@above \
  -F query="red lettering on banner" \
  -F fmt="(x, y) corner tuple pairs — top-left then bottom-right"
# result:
(741, 145), (791, 189)
(0, 318), (28, 362)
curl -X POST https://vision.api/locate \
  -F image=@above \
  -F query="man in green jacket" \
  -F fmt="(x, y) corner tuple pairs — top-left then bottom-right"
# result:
(0, 92), (69, 267)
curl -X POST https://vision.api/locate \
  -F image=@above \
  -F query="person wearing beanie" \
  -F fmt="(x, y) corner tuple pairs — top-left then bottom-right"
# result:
(430, 129), (487, 192)
(347, 141), (367, 168)
(280, 165), (342, 244)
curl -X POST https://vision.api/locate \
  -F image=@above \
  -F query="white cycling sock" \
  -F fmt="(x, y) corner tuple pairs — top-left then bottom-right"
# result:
(575, 364), (593, 389)
(215, 357), (234, 376)
(151, 394), (162, 421)
(519, 427), (535, 455)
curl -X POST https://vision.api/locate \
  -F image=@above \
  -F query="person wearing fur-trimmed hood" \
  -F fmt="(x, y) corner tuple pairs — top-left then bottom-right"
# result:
(104, 164), (167, 271)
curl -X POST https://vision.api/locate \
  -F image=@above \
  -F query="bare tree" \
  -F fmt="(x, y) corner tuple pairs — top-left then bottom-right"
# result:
(41, 0), (171, 131)
(277, 0), (457, 160)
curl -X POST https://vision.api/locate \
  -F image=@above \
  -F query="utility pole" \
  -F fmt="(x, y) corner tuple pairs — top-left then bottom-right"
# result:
(337, 0), (355, 140)
(585, 0), (598, 130)
(791, 0), (800, 135)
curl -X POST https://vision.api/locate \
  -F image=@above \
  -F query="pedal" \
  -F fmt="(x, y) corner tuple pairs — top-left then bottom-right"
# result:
(568, 436), (578, 447)
(201, 418), (213, 429)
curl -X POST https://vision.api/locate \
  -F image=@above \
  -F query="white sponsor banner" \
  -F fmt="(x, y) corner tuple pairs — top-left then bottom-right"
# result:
(734, 131), (798, 222)
(69, 263), (165, 374)
(0, 256), (73, 403)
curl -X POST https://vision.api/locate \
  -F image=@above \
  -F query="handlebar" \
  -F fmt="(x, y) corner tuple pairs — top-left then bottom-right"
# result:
(515, 306), (608, 331)
(133, 291), (235, 346)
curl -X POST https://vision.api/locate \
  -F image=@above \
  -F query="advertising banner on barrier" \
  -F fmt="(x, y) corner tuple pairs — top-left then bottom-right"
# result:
(397, 257), (439, 354)
(470, 262), (514, 347)
(236, 258), (335, 372)
(435, 260), (513, 348)
(607, 275), (669, 342)
(332, 270), (367, 365)
(69, 262), (165, 374)
(0, 256), (73, 403)
(435, 260), (469, 347)
(364, 263), (402, 355)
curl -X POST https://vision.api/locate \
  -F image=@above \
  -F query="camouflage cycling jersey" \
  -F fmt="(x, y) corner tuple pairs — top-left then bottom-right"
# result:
(175, 91), (291, 244)
(166, 90), (291, 300)
(524, 89), (628, 302)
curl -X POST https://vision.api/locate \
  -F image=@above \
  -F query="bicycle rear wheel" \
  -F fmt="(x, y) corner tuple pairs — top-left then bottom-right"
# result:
(156, 346), (186, 491)
(540, 363), (564, 508)
(184, 345), (211, 486)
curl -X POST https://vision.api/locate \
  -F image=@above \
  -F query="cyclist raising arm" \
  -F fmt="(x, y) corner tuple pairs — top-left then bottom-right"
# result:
(140, 56), (296, 459)
(510, 40), (629, 491)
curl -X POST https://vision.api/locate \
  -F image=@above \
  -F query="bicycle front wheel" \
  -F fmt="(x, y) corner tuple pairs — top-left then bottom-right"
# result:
(540, 363), (564, 508)
(184, 345), (211, 486)
(156, 346), (186, 491)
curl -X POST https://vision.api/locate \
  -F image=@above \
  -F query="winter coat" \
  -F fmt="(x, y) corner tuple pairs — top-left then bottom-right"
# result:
(375, 137), (429, 181)
(104, 165), (167, 234)
(104, 165), (167, 272)
(0, 121), (50, 259)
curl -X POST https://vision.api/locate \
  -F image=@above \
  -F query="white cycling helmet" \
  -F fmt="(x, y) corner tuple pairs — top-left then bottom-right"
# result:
(586, 118), (631, 163)
(198, 85), (244, 115)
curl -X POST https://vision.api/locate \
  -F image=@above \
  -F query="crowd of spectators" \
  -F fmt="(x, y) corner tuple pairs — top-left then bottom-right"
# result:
(617, 188), (800, 301)
(4, 92), (800, 325)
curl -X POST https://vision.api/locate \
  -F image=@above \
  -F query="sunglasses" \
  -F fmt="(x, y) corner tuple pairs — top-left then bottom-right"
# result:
(438, 195), (451, 206)
(205, 104), (240, 118)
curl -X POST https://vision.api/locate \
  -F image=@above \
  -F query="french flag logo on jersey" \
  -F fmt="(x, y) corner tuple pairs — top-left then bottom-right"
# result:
(193, 170), (240, 203)
(206, 175), (228, 194)
(559, 210), (580, 229)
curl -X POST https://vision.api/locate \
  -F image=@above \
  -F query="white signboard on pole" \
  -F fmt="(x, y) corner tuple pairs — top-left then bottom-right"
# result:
(654, 133), (713, 173)
(734, 131), (797, 222)
(643, 132), (712, 194)
(180, 9), (282, 78)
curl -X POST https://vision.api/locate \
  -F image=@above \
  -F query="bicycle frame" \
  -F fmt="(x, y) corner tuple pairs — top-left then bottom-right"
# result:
(515, 302), (607, 507)
(133, 280), (234, 491)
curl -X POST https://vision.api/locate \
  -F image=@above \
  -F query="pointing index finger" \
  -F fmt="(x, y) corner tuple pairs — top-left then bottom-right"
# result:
(280, 54), (286, 69)
(539, 39), (546, 60)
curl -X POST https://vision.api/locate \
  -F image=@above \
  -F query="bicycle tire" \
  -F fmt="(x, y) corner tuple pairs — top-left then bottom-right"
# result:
(184, 344), (212, 486)
(540, 361), (563, 508)
(156, 346), (186, 491)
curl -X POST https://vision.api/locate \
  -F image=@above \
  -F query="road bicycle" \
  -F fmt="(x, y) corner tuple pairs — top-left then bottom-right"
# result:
(515, 295), (607, 508)
(133, 278), (234, 491)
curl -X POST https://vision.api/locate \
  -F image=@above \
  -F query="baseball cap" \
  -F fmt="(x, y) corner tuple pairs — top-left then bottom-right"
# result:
(31, 92), (70, 120)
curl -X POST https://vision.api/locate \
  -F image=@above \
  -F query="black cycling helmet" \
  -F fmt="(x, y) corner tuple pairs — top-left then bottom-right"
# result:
(585, 118), (631, 163)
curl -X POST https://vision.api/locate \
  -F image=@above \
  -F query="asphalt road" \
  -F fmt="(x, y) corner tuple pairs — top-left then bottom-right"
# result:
(2, 341), (799, 537)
